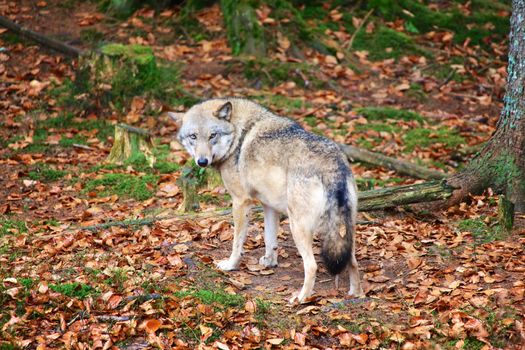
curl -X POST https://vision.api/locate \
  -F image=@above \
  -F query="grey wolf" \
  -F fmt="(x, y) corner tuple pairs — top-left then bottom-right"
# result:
(168, 98), (363, 303)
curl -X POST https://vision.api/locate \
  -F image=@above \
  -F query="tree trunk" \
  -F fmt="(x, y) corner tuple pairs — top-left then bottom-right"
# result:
(446, 0), (525, 212)
(220, 0), (266, 56)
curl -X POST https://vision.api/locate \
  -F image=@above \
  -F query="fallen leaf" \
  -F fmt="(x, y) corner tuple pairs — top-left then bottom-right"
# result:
(143, 319), (162, 334)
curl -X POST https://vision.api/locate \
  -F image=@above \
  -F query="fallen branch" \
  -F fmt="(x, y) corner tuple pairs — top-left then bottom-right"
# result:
(339, 144), (446, 180)
(0, 16), (83, 57)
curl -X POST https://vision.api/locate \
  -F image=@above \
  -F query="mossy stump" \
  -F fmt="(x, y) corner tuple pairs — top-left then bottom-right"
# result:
(106, 124), (156, 167)
(76, 44), (160, 110)
(176, 162), (222, 212)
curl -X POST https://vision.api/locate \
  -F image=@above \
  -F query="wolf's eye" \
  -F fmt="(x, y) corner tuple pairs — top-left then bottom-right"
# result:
(189, 134), (197, 140)
(209, 133), (217, 140)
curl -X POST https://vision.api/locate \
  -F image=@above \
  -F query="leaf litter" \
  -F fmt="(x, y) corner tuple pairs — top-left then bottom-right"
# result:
(0, 0), (524, 349)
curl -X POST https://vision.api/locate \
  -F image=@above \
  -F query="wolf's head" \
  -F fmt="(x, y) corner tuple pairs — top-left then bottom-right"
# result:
(169, 101), (235, 168)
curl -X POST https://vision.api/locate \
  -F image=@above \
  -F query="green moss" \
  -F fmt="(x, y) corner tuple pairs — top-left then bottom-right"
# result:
(353, 26), (430, 61)
(33, 128), (49, 143)
(303, 115), (317, 127)
(431, 64), (466, 83)
(28, 163), (67, 182)
(489, 153), (522, 194)
(101, 44), (155, 65)
(461, 337), (485, 350)
(367, 0), (509, 48)
(354, 122), (401, 134)
(104, 268), (128, 292)
(39, 114), (73, 129)
(356, 137), (376, 150)
(252, 95), (309, 112)
(0, 217), (27, 237)
(38, 113), (113, 142)
(356, 176), (405, 191)
(80, 28), (104, 45)
(154, 161), (180, 174)
(49, 282), (98, 300)
(301, 4), (328, 20)
(18, 278), (35, 290)
(84, 173), (159, 201)
(59, 134), (87, 147)
(406, 83), (427, 100)
(174, 288), (244, 308)
(221, 0), (266, 56)
(403, 127), (465, 152)
(54, 44), (190, 113)
(243, 58), (324, 88)
(457, 217), (506, 243)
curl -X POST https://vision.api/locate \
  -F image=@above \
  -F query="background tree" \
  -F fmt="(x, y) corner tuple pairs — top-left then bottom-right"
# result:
(445, 0), (524, 212)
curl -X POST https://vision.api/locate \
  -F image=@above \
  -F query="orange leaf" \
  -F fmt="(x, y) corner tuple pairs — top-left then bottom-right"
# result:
(351, 333), (368, 345)
(294, 332), (306, 346)
(144, 319), (162, 333)
(338, 332), (353, 346)
(199, 324), (213, 342)
(244, 300), (257, 313)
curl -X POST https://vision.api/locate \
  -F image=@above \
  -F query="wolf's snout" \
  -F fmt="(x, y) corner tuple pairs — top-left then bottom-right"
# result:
(197, 158), (209, 167)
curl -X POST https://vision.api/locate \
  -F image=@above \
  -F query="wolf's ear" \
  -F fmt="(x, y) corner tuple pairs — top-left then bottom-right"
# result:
(167, 112), (184, 128)
(214, 102), (232, 121)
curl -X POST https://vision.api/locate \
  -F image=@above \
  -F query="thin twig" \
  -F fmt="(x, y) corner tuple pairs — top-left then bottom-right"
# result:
(346, 9), (374, 50)
(72, 144), (95, 151)
(437, 68), (458, 89)
(96, 315), (132, 322)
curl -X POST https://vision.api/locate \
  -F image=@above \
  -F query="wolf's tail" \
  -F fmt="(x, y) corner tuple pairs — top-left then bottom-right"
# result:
(321, 177), (356, 275)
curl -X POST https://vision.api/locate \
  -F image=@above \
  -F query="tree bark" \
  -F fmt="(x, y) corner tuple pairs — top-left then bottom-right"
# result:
(445, 0), (525, 211)
(106, 124), (156, 167)
(358, 180), (455, 211)
(220, 0), (266, 56)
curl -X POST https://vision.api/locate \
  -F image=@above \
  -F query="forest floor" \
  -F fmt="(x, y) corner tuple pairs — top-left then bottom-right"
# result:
(0, 0), (524, 349)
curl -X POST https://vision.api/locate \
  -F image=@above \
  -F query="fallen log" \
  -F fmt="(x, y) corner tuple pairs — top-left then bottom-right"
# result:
(358, 180), (456, 211)
(74, 181), (454, 233)
(339, 144), (446, 180)
(0, 16), (83, 57)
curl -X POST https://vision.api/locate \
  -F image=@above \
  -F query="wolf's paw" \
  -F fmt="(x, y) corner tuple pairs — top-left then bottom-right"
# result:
(216, 259), (238, 271)
(348, 284), (364, 298)
(259, 255), (278, 268)
(288, 291), (309, 304)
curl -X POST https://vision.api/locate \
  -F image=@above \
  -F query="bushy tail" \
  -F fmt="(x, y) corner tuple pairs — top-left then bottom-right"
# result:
(321, 179), (356, 275)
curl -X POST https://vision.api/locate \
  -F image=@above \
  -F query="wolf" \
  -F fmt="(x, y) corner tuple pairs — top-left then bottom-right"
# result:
(168, 98), (363, 303)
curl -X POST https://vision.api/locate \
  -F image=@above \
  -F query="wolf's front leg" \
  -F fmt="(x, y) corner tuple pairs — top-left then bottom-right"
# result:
(259, 205), (279, 268)
(216, 199), (251, 271)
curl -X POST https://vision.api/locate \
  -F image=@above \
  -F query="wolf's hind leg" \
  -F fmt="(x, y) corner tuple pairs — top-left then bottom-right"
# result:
(259, 205), (279, 268)
(347, 243), (363, 297)
(217, 199), (251, 271)
(288, 218), (316, 304)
